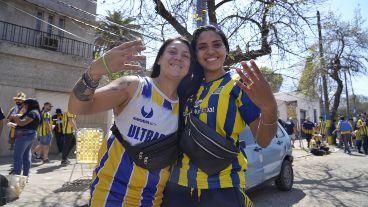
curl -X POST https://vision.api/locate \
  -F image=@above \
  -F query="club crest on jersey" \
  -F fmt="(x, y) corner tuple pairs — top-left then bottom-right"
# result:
(213, 86), (224, 94)
(141, 106), (153, 118)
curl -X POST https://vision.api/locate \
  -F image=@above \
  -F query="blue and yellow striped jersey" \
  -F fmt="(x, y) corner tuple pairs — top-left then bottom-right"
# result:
(318, 121), (327, 135)
(356, 119), (368, 136)
(90, 76), (179, 206)
(52, 114), (64, 134)
(37, 111), (52, 136)
(302, 121), (315, 135)
(63, 111), (76, 134)
(170, 71), (260, 189)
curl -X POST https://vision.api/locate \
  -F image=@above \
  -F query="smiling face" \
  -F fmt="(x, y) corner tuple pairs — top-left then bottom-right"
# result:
(157, 40), (191, 80)
(196, 30), (227, 74)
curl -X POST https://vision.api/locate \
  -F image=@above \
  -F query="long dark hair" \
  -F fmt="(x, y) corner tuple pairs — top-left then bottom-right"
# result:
(178, 25), (229, 115)
(150, 36), (192, 78)
(22, 98), (42, 124)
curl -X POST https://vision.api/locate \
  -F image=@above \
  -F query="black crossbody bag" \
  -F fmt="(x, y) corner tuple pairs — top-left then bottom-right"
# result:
(111, 124), (180, 171)
(180, 96), (240, 176)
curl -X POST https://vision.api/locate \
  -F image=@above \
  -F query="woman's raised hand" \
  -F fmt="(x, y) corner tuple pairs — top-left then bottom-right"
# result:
(235, 60), (277, 113)
(90, 40), (146, 78)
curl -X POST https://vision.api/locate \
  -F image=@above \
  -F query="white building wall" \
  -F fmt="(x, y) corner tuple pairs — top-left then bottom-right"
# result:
(275, 91), (320, 129)
(0, 0), (111, 157)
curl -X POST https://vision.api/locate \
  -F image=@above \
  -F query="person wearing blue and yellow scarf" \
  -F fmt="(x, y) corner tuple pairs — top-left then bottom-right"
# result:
(302, 117), (315, 148)
(6, 92), (27, 150)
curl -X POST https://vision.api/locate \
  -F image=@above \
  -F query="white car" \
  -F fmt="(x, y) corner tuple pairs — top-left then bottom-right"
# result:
(239, 123), (294, 191)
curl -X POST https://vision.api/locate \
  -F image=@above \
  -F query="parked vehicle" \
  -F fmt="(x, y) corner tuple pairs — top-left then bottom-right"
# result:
(240, 123), (294, 191)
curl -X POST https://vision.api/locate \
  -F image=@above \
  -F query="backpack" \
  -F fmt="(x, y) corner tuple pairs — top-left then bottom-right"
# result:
(0, 174), (9, 206)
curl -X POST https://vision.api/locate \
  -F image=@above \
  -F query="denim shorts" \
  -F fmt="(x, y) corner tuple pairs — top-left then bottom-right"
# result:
(40, 134), (53, 145)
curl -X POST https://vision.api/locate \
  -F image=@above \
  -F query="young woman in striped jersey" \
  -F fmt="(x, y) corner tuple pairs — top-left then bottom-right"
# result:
(162, 25), (278, 207)
(68, 38), (192, 206)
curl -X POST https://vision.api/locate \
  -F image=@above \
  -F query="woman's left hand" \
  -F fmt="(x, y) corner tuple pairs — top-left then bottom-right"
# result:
(235, 59), (277, 113)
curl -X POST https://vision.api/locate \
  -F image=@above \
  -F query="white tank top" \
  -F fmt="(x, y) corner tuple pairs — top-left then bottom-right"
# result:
(115, 76), (179, 146)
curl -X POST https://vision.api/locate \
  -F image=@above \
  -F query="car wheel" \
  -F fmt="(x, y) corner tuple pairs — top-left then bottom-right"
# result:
(275, 160), (293, 191)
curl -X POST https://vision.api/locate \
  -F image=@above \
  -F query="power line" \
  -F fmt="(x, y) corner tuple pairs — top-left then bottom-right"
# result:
(0, 0), (90, 42)
(49, 0), (161, 41)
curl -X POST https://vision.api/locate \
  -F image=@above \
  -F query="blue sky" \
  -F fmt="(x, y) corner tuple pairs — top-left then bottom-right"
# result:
(96, 0), (368, 96)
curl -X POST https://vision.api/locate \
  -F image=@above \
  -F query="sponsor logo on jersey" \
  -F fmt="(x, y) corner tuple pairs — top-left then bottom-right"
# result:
(127, 124), (165, 142)
(141, 106), (153, 118)
(212, 86), (224, 94)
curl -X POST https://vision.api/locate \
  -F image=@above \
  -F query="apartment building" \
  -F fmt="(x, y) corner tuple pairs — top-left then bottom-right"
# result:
(0, 0), (111, 156)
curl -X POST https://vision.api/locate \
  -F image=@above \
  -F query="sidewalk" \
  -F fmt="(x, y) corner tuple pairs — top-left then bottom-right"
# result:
(0, 153), (90, 207)
(0, 139), (341, 206)
(292, 138), (340, 159)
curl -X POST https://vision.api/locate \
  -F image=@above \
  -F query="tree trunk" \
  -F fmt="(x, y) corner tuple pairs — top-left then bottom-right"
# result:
(330, 57), (343, 120)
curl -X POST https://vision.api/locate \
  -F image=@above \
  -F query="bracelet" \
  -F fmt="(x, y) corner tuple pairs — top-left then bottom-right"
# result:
(255, 115), (277, 144)
(258, 113), (278, 126)
(82, 72), (99, 89)
(73, 76), (96, 101)
(102, 53), (113, 79)
(259, 118), (278, 126)
(86, 67), (101, 83)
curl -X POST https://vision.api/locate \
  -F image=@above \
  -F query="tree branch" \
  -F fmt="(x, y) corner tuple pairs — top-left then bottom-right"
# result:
(152, 0), (192, 40)
(215, 0), (233, 10)
(207, 0), (218, 25)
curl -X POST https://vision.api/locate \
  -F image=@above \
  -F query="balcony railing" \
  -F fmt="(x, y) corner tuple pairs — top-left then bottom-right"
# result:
(0, 20), (98, 59)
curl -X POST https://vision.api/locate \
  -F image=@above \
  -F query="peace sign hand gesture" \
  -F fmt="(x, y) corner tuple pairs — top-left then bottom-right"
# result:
(235, 60), (277, 116)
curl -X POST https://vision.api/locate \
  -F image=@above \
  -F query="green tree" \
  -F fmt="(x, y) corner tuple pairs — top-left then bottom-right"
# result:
(322, 10), (368, 119)
(298, 56), (318, 98)
(95, 11), (143, 80)
(96, 10), (141, 50)
(260, 66), (283, 93)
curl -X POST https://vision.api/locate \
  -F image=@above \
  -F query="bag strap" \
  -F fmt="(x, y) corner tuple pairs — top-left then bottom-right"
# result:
(110, 123), (131, 149)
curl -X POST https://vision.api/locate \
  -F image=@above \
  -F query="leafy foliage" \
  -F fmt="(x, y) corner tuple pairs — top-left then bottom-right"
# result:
(260, 66), (283, 93)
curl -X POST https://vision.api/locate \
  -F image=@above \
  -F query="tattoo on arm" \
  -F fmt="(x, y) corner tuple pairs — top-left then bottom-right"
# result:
(73, 78), (96, 101)
(108, 79), (132, 91)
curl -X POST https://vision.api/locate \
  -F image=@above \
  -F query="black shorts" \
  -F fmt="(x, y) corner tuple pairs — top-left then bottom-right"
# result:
(162, 182), (253, 207)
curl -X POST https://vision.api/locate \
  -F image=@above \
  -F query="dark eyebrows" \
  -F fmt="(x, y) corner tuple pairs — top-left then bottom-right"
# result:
(197, 39), (223, 46)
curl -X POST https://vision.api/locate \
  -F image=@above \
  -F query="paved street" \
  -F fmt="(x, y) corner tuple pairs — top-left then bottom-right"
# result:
(249, 148), (368, 207)
(1, 144), (367, 207)
(0, 154), (90, 207)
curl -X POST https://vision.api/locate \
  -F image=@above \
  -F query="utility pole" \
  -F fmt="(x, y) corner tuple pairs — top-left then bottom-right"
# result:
(348, 70), (357, 115)
(195, 0), (207, 28)
(344, 70), (350, 117)
(317, 11), (329, 118)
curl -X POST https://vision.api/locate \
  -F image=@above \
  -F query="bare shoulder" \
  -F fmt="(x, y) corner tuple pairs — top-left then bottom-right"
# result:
(108, 75), (139, 90)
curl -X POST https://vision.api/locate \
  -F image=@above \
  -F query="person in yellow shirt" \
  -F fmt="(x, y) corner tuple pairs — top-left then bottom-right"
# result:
(52, 108), (64, 153)
(6, 92), (27, 150)
(32, 102), (53, 163)
(356, 113), (368, 155)
(60, 111), (77, 165)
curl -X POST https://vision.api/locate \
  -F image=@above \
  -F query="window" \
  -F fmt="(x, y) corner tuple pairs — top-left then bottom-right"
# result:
(300, 109), (306, 123)
(313, 109), (317, 123)
(276, 126), (285, 138)
(47, 15), (54, 36)
(58, 18), (65, 36)
(35, 12), (43, 31)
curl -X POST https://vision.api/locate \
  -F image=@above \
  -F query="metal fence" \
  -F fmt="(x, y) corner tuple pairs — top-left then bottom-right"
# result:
(0, 20), (97, 59)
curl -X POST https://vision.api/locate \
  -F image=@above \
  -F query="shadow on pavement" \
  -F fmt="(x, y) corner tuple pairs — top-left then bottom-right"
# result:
(293, 163), (368, 207)
(36, 164), (64, 174)
(54, 178), (91, 193)
(248, 183), (306, 207)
